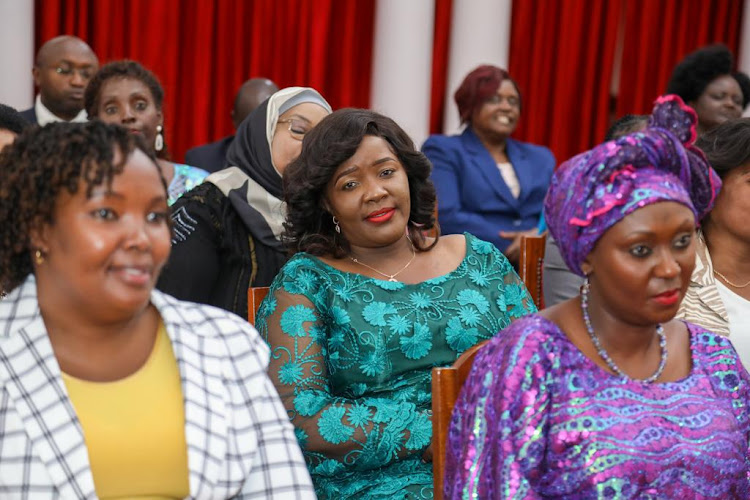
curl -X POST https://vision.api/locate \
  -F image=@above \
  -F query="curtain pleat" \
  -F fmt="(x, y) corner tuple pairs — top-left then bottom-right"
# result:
(429, 0), (452, 134)
(508, 0), (622, 164)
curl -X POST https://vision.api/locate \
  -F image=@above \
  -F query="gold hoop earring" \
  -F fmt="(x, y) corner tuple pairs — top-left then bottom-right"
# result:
(34, 249), (45, 265)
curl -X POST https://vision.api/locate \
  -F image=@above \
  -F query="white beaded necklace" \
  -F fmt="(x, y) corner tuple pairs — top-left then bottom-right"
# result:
(581, 281), (667, 384)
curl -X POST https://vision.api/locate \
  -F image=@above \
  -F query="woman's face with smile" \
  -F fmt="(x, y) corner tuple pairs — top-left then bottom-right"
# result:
(325, 135), (412, 249)
(33, 148), (171, 319)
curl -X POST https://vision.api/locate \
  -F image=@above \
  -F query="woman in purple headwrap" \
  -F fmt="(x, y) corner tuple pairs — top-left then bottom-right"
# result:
(444, 95), (750, 499)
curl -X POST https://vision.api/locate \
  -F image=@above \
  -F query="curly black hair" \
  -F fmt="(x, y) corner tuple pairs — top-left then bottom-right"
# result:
(0, 121), (160, 293)
(696, 117), (750, 179)
(84, 60), (164, 118)
(666, 44), (750, 108)
(0, 104), (29, 135)
(84, 60), (169, 158)
(283, 108), (438, 257)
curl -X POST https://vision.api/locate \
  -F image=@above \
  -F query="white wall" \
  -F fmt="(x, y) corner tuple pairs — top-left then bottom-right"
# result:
(0, 0), (34, 110)
(442, 0), (512, 135)
(370, 0), (435, 147)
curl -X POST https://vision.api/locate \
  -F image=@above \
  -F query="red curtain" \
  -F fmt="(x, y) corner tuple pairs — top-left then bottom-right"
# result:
(616, 0), (743, 116)
(35, 0), (376, 162)
(429, 0), (453, 134)
(508, 0), (622, 165)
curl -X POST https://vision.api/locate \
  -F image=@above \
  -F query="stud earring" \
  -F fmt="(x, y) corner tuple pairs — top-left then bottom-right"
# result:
(332, 216), (341, 234)
(34, 249), (45, 265)
(155, 125), (164, 152)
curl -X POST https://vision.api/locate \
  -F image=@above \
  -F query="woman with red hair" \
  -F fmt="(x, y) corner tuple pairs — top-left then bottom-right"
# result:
(423, 65), (555, 266)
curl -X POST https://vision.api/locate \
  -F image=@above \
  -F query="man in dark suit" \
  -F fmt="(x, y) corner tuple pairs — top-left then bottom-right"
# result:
(20, 36), (98, 125)
(0, 104), (29, 151)
(184, 78), (278, 172)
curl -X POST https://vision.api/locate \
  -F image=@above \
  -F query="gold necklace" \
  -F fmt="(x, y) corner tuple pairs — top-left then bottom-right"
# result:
(714, 269), (750, 288)
(350, 237), (416, 282)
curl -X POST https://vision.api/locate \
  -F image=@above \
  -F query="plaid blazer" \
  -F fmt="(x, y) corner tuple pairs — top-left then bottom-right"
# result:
(0, 275), (315, 499)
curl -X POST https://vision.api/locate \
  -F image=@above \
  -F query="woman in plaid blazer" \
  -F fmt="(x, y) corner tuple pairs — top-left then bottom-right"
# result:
(0, 122), (315, 499)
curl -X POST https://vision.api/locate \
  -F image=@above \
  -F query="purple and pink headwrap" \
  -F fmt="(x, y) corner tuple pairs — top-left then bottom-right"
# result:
(544, 95), (721, 277)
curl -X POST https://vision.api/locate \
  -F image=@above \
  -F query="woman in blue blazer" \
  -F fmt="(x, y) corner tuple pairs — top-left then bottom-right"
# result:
(423, 65), (555, 266)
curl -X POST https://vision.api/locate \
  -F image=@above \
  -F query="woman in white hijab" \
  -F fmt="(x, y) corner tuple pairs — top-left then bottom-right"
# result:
(158, 87), (332, 319)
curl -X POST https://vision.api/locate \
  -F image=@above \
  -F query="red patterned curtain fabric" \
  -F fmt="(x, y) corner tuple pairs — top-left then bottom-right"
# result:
(35, 0), (376, 162)
(508, 0), (622, 165)
(429, 0), (452, 134)
(616, 0), (743, 117)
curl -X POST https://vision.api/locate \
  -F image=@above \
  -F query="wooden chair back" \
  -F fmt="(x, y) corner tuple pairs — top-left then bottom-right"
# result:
(431, 340), (489, 499)
(520, 234), (546, 310)
(247, 287), (270, 325)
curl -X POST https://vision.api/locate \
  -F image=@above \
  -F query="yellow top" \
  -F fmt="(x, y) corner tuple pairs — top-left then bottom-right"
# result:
(62, 322), (190, 499)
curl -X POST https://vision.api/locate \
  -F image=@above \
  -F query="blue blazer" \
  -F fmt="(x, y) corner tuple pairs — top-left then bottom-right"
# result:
(184, 135), (234, 173)
(423, 128), (555, 252)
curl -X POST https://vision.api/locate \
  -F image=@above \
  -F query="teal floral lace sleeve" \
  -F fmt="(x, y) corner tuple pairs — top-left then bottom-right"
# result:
(256, 233), (536, 499)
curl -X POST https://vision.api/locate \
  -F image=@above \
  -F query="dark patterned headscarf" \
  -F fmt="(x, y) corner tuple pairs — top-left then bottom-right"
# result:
(209, 87), (331, 251)
(544, 95), (721, 276)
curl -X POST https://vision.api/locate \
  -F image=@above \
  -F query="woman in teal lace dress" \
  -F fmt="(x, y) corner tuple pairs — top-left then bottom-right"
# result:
(255, 109), (536, 499)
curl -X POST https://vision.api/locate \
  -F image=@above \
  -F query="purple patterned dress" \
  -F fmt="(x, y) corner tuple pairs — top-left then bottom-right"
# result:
(445, 315), (750, 499)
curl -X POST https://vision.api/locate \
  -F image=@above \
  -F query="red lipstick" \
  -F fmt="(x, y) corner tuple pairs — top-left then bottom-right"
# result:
(652, 289), (680, 306)
(366, 208), (395, 224)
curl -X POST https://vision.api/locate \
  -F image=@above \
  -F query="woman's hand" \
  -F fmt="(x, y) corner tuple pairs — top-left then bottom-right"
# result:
(499, 228), (539, 265)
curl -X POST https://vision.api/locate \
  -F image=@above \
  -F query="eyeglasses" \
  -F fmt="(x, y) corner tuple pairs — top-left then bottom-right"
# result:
(53, 66), (94, 80)
(277, 118), (310, 141)
(484, 94), (520, 107)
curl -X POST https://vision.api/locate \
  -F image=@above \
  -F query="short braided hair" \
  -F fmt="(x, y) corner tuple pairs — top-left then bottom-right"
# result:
(0, 121), (159, 293)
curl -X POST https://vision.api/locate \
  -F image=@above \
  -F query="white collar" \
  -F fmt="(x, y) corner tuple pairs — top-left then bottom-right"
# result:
(34, 94), (88, 126)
